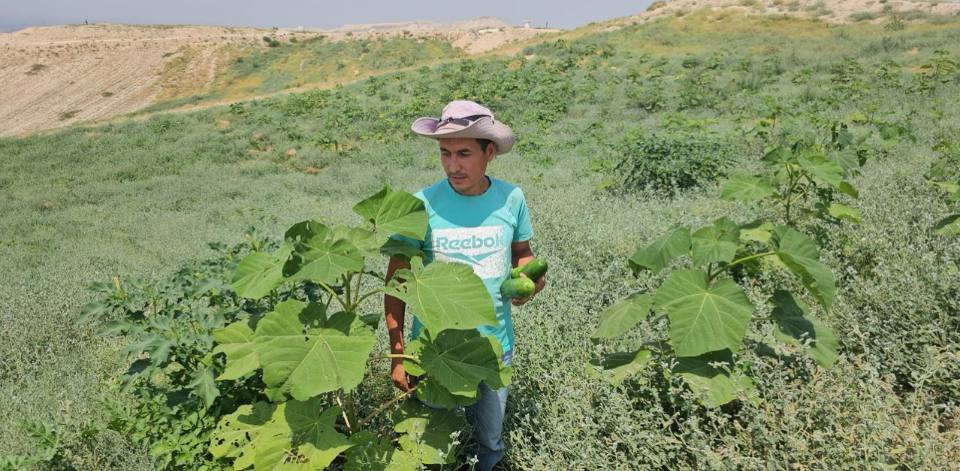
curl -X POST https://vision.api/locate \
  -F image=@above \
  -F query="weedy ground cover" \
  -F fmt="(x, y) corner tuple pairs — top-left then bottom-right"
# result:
(1, 12), (960, 469)
(142, 35), (464, 113)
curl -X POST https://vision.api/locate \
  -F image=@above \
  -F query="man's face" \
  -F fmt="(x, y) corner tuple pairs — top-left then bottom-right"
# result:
(439, 137), (495, 195)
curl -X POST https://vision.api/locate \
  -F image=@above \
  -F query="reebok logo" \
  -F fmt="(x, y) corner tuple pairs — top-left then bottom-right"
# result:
(431, 226), (507, 279)
(435, 234), (500, 250)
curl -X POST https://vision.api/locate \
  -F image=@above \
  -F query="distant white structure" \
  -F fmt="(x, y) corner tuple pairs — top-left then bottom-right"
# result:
(523, 19), (532, 29)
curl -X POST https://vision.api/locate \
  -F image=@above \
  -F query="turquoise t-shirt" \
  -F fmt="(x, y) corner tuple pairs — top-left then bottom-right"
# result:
(397, 176), (533, 355)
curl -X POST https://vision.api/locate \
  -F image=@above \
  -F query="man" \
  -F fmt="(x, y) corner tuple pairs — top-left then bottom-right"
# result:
(384, 100), (545, 470)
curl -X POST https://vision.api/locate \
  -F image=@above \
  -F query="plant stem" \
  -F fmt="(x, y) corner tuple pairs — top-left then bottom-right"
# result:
(379, 354), (418, 361)
(342, 274), (352, 311)
(354, 287), (384, 307)
(323, 292), (334, 313)
(335, 392), (352, 434)
(356, 389), (415, 429)
(707, 251), (776, 280)
(784, 166), (797, 225)
(353, 270), (364, 306)
(316, 280), (346, 310)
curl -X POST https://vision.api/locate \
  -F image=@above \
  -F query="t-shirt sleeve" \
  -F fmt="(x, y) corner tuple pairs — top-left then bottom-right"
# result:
(513, 190), (534, 242)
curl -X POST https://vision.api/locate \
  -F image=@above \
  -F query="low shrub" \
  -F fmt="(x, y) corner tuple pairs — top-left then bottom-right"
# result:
(613, 131), (736, 195)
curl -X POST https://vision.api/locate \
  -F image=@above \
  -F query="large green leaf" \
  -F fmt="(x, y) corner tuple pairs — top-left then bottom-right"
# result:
(283, 221), (364, 284)
(213, 319), (260, 381)
(827, 202), (861, 223)
(415, 330), (509, 399)
(829, 148), (860, 174)
(934, 214), (960, 236)
(838, 181), (859, 199)
(353, 186), (427, 240)
(209, 402), (275, 468)
(770, 290), (838, 368)
(210, 399), (352, 470)
(673, 350), (755, 408)
(690, 218), (740, 267)
(628, 227), (691, 274)
(345, 431), (417, 471)
(353, 187), (389, 222)
(762, 146), (793, 164)
(654, 270), (754, 357)
(232, 248), (289, 300)
(772, 226), (835, 311)
(720, 174), (775, 202)
(393, 401), (465, 465)
(412, 377), (478, 409)
(591, 293), (652, 339)
(255, 300), (375, 400)
(77, 301), (109, 324)
(189, 366), (220, 410)
(739, 220), (774, 244)
(253, 400), (353, 470)
(337, 226), (388, 258)
(797, 152), (844, 189)
(932, 181), (959, 196)
(384, 259), (496, 334)
(590, 349), (652, 386)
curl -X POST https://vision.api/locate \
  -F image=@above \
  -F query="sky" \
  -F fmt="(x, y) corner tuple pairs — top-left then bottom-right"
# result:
(0, 1), (655, 32)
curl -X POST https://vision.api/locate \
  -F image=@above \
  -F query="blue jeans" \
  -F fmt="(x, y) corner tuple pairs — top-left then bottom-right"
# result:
(465, 349), (511, 471)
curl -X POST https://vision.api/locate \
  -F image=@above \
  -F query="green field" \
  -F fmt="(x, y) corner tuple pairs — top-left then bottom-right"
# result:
(2, 10), (959, 469)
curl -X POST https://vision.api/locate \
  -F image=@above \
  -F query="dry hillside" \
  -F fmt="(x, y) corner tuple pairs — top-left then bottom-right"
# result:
(0, 19), (551, 137)
(2, 1), (958, 137)
(0, 24), (283, 137)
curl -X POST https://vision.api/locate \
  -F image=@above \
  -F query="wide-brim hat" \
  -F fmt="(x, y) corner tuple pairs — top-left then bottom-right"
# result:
(411, 100), (515, 155)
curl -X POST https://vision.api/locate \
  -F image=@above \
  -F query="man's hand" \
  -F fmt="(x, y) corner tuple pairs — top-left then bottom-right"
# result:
(390, 358), (418, 392)
(390, 359), (410, 392)
(511, 273), (546, 306)
(510, 241), (545, 306)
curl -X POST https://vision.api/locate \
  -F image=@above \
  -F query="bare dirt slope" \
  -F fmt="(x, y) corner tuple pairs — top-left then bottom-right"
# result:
(315, 17), (552, 54)
(0, 19), (552, 137)
(0, 24), (280, 137)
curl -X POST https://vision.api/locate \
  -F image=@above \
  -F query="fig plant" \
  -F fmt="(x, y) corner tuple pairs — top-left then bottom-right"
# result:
(591, 139), (854, 407)
(202, 186), (511, 469)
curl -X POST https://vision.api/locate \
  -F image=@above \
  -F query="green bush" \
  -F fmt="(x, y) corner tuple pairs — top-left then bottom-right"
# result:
(613, 131), (736, 195)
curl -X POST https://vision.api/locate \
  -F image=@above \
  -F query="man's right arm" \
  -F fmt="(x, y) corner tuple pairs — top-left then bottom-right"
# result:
(384, 256), (412, 392)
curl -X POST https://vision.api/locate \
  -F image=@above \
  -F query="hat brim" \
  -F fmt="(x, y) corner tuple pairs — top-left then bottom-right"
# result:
(411, 116), (515, 155)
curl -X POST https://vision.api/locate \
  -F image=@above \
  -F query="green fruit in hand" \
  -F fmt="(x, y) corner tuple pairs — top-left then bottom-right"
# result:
(512, 257), (548, 281)
(500, 277), (535, 299)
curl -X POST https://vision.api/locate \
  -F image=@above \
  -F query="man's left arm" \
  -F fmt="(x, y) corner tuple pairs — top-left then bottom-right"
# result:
(511, 240), (545, 306)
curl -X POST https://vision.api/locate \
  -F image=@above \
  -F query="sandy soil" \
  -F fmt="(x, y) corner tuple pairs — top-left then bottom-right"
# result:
(0, 19), (553, 137)
(0, 24), (281, 136)
(313, 17), (554, 54)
